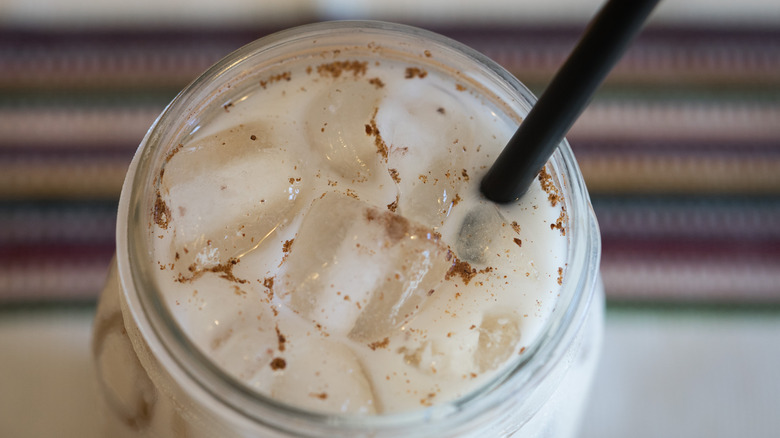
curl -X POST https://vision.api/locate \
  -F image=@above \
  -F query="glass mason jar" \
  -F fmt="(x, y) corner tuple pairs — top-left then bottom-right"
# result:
(92, 20), (603, 438)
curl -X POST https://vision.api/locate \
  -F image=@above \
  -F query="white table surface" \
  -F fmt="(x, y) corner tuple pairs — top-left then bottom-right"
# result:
(2, 307), (779, 438)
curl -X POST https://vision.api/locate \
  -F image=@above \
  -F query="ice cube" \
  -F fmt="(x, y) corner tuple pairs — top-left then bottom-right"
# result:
(454, 204), (508, 264)
(278, 192), (453, 342)
(396, 331), (480, 379)
(93, 268), (158, 428)
(476, 312), (521, 372)
(396, 162), (463, 229)
(374, 87), (475, 228)
(171, 275), (281, 386)
(158, 120), (305, 277)
(305, 80), (385, 182)
(395, 310), (521, 378)
(270, 338), (377, 414)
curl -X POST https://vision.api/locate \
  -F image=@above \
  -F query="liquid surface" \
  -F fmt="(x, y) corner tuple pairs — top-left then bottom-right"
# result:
(150, 47), (567, 414)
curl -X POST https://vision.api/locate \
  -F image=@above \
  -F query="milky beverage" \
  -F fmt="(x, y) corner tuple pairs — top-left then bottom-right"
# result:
(93, 22), (602, 437)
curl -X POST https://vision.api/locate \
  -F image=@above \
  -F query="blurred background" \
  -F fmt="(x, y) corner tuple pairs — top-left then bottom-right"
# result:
(1, 0), (779, 437)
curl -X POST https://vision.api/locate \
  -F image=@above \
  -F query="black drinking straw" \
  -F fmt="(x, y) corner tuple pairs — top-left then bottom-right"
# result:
(480, 0), (660, 203)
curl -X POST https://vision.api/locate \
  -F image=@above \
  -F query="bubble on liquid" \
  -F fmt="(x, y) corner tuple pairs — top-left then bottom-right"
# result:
(158, 120), (305, 277)
(270, 338), (377, 414)
(454, 204), (508, 264)
(278, 192), (453, 343)
(305, 79), (385, 182)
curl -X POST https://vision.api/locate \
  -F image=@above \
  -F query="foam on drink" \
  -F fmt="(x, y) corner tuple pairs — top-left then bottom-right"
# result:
(150, 45), (568, 415)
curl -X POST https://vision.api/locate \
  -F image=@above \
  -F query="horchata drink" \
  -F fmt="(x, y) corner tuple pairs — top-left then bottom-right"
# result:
(92, 21), (603, 437)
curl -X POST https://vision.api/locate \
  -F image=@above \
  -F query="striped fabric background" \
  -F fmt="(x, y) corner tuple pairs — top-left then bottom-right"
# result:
(1, 24), (779, 309)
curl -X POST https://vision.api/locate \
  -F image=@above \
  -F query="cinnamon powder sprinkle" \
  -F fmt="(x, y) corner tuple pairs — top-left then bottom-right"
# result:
(368, 337), (390, 351)
(387, 195), (399, 212)
(389, 168), (401, 183)
(510, 221), (521, 234)
(275, 324), (287, 352)
(420, 393), (436, 406)
(365, 108), (389, 160)
(263, 277), (275, 302)
(365, 207), (413, 243)
(368, 77), (385, 88)
(538, 166), (562, 207)
(551, 209), (567, 236)
(279, 238), (295, 267)
(259, 71), (291, 89)
(310, 392), (328, 400)
(177, 258), (247, 284)
(153, 192), (171, 229)
(447, 259), (477, 284)
(155, 142), (183, 187)
(270, 357), (286, 370)
(209, 258), (247, 283)
(405, 67), (428, 79)
(513, 238), (522, 247)
(317, 60), (368, 78)
(445, 252), (493, 285)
